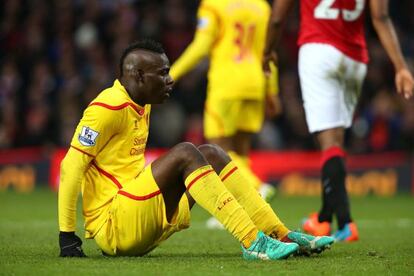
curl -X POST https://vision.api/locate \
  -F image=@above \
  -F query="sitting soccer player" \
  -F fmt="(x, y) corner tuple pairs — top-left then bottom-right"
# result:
(58, 39), (334, 260)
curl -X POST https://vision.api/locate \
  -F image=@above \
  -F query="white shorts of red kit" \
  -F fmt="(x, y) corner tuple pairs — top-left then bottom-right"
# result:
(298, 43), (367, 133)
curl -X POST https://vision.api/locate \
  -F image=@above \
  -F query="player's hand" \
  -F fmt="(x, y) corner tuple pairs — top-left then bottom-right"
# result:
(265, 93), (282, 119)
(59, 232), (86, 257)
(263, 51), (278, 76)
(395, 68), (414, 99)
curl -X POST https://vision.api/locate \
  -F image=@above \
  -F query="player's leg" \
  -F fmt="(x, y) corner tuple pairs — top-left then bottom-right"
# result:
(205, 134), (246, 229)
(204, 98), (256, 190)
(209, 133), (268, 195)
(229, 131), (261, 190)
(231, 100), (265, 191)
(234, 99), (276, 200)
(161, 142), (300, 259)
(205, 98), (274, 200)
(152, 142), (298, 255)
(198, 143), (334, 254)
(204, 99), (274, 229)
(198, 143), (288, 237)
(315, 128), (355, 240)
(204, 98), (253, 229)
(327, 54), (367, 241)
(231, 130), (276, 201)
(101, 142), (261, 256)
(298, 43), (347, 237)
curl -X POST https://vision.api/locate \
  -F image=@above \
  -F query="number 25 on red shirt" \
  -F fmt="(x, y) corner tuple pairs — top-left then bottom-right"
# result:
(314, 0), (365, 21)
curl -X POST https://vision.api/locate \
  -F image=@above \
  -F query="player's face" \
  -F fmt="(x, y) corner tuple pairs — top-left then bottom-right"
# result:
(140, 53), (174, 104)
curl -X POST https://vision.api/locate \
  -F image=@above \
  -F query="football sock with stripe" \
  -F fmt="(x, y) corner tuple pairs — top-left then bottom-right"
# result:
(319, 146), (352, 229)
(219, 161), (290, 240)
(228, 151), (262, 190)
(184, 165), (258, 248)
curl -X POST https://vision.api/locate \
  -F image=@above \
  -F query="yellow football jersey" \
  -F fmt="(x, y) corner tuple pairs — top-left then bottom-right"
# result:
(171, 0), (273, 100)
(68, 80), (151, 238)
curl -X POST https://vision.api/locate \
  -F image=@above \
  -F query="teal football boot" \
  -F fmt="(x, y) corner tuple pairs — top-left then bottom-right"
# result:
(282, 231), (335, 255)
(242, 231), (299, 260)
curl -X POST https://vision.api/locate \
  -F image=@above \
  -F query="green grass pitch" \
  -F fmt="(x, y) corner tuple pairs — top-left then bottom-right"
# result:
(1, 189), (414, 275)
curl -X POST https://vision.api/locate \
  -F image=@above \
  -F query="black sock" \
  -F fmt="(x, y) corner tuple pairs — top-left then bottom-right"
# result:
(319, 156), (352, 229)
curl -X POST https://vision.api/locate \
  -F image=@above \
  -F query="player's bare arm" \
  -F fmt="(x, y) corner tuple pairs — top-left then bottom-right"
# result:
(265, 93), (282, 119)
(370, 0), (414, 99)
(263, 0), (295, 74)
(264, 62), (282, 118)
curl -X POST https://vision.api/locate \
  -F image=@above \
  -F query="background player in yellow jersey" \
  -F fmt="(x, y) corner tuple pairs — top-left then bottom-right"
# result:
(58, 39), (333, 259)
(170, 0), (279, 206)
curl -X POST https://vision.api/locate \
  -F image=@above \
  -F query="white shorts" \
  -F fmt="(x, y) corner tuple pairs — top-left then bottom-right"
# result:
(298, 43), (367, 133)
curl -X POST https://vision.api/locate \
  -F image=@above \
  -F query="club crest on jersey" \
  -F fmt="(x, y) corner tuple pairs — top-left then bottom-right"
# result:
(78, 126), (99, 146)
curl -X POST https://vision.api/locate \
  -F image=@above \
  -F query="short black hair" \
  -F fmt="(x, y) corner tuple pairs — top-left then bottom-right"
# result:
(119, 39), (165, 77)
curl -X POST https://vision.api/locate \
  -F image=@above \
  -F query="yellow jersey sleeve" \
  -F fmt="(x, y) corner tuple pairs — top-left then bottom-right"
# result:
(266, 62), (279, 95)
(170, 1), (220, 81)
(70, 104), (124, 157)
(59, 104), (124, 232)
(197, 1), (220, 37)
(58, 147), (93, 232)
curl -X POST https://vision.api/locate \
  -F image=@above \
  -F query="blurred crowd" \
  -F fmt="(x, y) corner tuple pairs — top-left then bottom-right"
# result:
(1, 0), (413, 153)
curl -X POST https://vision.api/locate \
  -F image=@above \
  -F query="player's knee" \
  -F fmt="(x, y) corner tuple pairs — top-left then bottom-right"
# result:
(173, 142), (203, 162)
(198, 143), (221, 158)
(198, 144), (231, 164)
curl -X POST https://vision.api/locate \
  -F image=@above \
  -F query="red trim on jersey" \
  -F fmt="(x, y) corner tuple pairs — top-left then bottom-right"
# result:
(91, 160), (161, 200)
(118, 190), (161, 201)
(92, 161), (123, 189)
(89, 102), (145, 116)
(221, 166), (238, 182)
(70, 145), (95, 158)
(187, 169), (214, 190)
(321, 146), (346, 167)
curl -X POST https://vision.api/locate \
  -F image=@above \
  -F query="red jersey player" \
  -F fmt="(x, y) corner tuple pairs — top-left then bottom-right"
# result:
(264, 0), (413, 241)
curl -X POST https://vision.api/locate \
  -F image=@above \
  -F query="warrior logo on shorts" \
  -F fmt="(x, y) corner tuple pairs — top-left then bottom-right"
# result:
(78, 126), (99, 146)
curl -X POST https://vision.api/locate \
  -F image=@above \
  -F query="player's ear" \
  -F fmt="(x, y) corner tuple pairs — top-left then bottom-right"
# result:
(137, 69), (145, 83)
